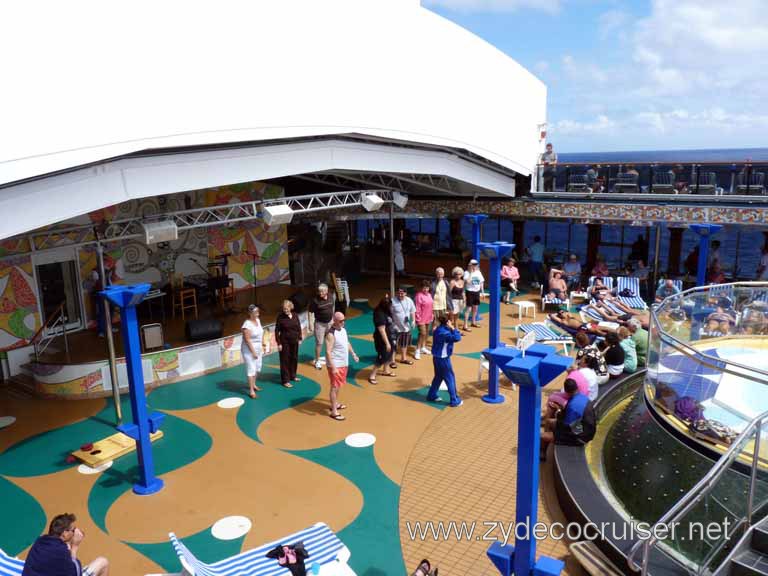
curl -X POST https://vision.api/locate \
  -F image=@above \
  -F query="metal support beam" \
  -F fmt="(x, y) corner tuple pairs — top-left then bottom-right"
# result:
(97, 242), (122, 424)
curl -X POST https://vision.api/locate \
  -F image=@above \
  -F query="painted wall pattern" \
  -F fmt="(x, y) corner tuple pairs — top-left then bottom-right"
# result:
(0, 182), (290, 350)
(0, 255), (40, 350)
(22, 315), (307, 398)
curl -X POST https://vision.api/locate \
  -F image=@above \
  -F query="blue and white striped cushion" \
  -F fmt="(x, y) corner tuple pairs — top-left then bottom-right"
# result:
(616, 277), (647, 309)
(519, 323), (570, 341)
(0, 549), (24, 576)
(581, 307), (604, 322)
(170, 523), (346, 576)
(588, 276), (614, 290)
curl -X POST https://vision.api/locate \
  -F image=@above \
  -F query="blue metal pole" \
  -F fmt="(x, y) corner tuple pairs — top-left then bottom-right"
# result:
(486, 253), (502, 402)
(514, 381), (542, 575)
(102, 284), (165, 495)
(689, 224), (722, 287)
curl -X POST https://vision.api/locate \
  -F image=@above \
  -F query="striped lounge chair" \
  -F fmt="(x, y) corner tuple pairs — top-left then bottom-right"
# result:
(616, 276), (647, 309)
(587, 276), (614, 300)
(515, 322), (572, 354)
(540, 284), (569, 312)
(170, 522), (354, 576)
(0, 548), (24, 576)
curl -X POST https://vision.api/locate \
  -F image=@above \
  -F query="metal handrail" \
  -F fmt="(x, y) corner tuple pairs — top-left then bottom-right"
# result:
(33, 302), (70, 362)
(627, 281), (768, 575)
(627, 409), (768, 575)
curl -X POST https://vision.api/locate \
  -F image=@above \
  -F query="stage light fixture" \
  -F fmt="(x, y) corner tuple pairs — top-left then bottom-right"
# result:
(393, 191), (409, 209)
(361, 193), (385, 212)
(263, 204), (294, 226)
(143, 220), (178, 245)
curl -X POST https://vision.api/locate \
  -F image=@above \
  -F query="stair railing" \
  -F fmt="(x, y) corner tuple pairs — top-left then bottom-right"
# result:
(31, 301), (70, 362)
(627, 408), (768, 576)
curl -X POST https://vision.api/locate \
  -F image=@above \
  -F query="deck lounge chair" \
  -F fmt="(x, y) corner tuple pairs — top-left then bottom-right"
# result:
(540, 285), (569, 312)
(616, 276), (648, 309)
(567, 174), (589, 192)
(651, 170), (676, 194)
(735, 172), (765, 196)
(515, 322), (572, 354)
(689, 171), (719, 195)
(170, 522), (354, 576)
(613, 173), (639, 194)
(587, 276), (614, 299)
(0, 548), (24, 576)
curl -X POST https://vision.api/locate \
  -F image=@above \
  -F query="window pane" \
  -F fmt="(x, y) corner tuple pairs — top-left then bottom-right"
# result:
(500, 219), (515, 244)
(482, 218), (499, 242)
(546, 222), (570, 265)
(421, 219), (436, 234)
(439, 219), (451, 250)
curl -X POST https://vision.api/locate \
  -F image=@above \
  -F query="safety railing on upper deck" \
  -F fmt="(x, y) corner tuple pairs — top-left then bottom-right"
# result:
(534, 161), (768, 200)
(627, 282), (768, 575)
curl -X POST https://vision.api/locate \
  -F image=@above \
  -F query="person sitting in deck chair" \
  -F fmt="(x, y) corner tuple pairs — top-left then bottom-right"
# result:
(23, 513), (109, 576)
(547, 268), (569, 301)
(549, 310), (611, 336)
(540, 378), (596, 462)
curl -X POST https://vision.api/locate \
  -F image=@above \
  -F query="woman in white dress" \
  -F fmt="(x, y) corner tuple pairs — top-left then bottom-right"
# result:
(242, 304), (268, 399)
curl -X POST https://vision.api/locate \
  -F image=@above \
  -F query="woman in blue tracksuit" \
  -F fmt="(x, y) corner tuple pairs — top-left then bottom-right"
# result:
(427, 316), (463, 407)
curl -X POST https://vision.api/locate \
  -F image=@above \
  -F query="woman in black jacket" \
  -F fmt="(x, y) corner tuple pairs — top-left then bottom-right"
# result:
(275, 299), (303, 388)
(369, 295), (397, 384)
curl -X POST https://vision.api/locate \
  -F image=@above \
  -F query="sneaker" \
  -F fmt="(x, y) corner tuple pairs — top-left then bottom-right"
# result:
(314, 360), (322, 370)
(414, 350), (421, 360)
(450, 399), (463, 408)
(427, 396), (442, 403)
(421, 347), (431, 355)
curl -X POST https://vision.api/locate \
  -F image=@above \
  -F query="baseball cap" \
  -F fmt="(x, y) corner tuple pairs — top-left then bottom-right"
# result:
(248, 304), (259, 313)
(469, 259), (479, 265)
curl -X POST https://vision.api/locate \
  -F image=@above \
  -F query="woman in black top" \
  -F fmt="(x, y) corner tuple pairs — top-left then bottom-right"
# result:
(369, 295), (396, 384)
(275, 299), (303, 388)
(600, 332), (625, 379)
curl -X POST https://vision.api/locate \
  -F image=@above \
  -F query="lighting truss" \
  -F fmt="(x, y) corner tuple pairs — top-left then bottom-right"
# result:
(23, 189), (395, 254)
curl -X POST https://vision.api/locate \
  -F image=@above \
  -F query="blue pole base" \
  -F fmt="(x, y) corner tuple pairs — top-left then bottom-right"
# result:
(531, 555), (565, 576)
(482, 393), (506, 404)
(133, 477), (164, 496)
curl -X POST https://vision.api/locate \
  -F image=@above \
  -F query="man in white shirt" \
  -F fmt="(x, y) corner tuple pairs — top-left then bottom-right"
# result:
(463, 259), (485, 330)
(325, 312), (358, 421)
(563, 254), (582, 291)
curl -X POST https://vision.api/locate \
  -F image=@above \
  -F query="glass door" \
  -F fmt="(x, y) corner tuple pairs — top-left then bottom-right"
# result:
(34, 254), (83, 332)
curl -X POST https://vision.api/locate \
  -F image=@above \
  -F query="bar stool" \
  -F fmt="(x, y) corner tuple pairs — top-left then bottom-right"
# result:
(171, 272), (198, 320)
(220, 277), (235, 309)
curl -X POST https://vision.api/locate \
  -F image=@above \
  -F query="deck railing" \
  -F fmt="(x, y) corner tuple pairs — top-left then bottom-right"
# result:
(535, 161), (767, 198)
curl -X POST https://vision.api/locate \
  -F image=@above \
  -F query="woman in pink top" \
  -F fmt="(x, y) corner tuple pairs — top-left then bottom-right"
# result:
(501, 258), (520, 304)
(544, 368), (590, 419)
(414, 280), (434, 360)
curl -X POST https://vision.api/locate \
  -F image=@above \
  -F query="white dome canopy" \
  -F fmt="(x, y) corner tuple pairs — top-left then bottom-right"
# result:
(0, 0), (546, 239)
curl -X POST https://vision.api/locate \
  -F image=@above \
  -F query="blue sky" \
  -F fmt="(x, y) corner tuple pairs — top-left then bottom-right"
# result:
(422, 0), (768, 153)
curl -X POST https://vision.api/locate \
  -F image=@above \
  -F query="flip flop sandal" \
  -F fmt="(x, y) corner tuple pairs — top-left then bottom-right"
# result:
(282, 382), (293, 388)
(389, 362), (398, 369)
(337, 404), (347, 410)
(463, 327), (472, 332)
(368, 378), (378, 385)
(329, 413), (346, 421)
(399, 360), (414, 365)
(380, 372), (396, 377)
(249, 391), (256, 399)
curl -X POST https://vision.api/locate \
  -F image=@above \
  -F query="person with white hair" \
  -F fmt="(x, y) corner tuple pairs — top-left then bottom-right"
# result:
(309, 283), (335, 369)
(325, 312), (358, 421)
(626, 318), (649, 367)
(463, 259), (485, 330)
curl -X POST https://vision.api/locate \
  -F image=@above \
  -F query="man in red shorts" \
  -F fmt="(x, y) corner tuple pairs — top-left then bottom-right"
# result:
(325, 312), (358, 421)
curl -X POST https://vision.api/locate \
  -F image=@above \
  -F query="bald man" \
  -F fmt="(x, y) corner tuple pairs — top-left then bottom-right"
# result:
(325, 312), (358, 421)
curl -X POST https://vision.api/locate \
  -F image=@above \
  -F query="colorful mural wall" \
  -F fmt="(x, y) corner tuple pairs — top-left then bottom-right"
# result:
(0, 181), (289, 351)
(0, 254), (40, 351)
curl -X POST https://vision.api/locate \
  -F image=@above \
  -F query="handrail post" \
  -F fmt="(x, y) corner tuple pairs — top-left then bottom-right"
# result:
(97, 242), (122, 424)
(748, 420), (762, 527)
(640, 541), (649, 576)
(63, 316), (70, 363)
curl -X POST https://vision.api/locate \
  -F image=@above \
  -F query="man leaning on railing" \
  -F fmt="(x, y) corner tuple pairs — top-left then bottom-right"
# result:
(540, 142), (558, 192)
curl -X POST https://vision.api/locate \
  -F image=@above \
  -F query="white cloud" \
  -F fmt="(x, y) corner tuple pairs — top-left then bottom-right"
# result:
(598, 9), (629, 39)
(552, 115), (616, 136)
(422, 0), (561, 14)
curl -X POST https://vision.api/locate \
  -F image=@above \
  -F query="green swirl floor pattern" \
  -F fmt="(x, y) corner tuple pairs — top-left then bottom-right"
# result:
(290, 440), (404, 576)
(0, 305), (431, 572)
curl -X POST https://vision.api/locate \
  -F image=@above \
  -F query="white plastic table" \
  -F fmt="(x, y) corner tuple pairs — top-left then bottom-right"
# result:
(513, 301), (536, 319)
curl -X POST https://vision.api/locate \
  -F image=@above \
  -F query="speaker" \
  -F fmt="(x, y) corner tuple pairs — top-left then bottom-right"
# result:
(143, 220), (178, 244)
(361, 193), (384, 212)
(185, 318), (223, 342)
(289, 291), (309, 313)
(263, 204), (294, 226)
